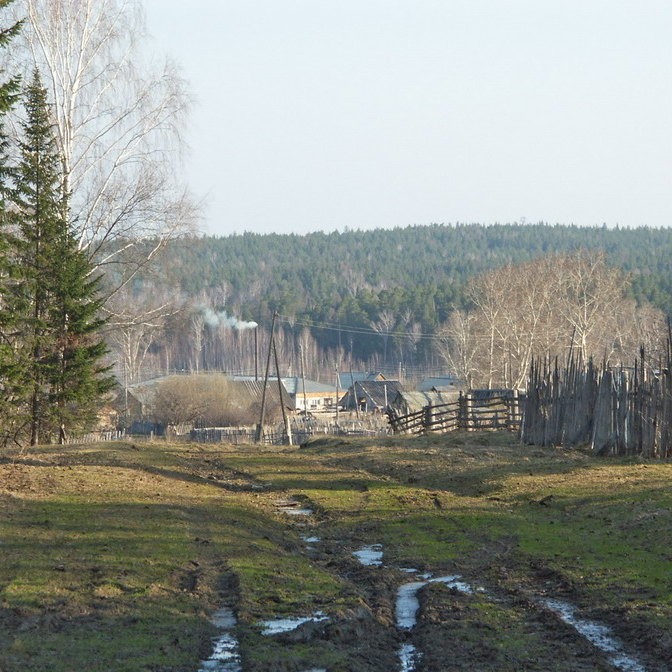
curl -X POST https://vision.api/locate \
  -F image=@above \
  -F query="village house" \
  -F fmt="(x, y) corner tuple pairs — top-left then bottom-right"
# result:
(339, 379), (404, 413)
(280, 377), (340, 413)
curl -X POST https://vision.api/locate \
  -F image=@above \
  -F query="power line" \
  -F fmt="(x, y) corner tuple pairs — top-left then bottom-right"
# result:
(276, 313), (581, 346)
(276, 314), (440, 341)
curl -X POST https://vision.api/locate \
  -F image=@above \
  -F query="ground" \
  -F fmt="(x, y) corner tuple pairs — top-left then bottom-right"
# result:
(0, 432), (670, 671)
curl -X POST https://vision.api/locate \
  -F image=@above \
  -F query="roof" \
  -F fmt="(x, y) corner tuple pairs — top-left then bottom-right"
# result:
(393, 390), (461, 413)
(229, 379), (295, 410)
(125, 374), (295, 411)
(280, 377), (338, 395)
(341, 379), (404, 409)
(418, 376), (466, 392)
(337, 371), (385, 389)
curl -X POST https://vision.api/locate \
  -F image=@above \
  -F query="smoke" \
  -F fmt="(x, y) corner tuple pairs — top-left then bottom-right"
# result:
(200, 307), (258, 330)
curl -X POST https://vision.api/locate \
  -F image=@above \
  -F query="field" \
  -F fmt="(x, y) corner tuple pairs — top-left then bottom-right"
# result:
(1, 433), (671, 671)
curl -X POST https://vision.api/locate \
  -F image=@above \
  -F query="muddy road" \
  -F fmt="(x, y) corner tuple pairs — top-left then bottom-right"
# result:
(195, 434), (671, 672)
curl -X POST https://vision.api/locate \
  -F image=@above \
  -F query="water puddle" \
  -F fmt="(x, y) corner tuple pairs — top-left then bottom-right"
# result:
(540, 598), (646, 672)
(399, 642), (421, 671)
(274, 498), (314, 516)
(396, 575), (474, 631)
(258, 611), (329, 636)
(353, 543), (383, 566)
(302, 535), (321, 544)
(198, 608), (242, 672)
(395, 574), (476, 671)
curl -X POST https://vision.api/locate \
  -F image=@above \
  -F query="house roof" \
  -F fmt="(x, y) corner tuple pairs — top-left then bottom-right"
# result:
(337, 371), (385, 389)
(280, 377), (338, 395)
(125, 374), (295, 411)
(393, 390), (461, 413)
(341, 379), (404, 409)
(229, 379), (295, 410)
(418, 376), (466, 392)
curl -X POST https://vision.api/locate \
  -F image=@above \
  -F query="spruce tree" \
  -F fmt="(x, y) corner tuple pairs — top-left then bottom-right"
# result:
(0, 0), (23, 446)
(0, 0), (21, 115)
(9, 70), (114, 445)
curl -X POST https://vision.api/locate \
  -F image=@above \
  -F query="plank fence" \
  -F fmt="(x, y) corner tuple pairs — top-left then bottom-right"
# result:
(521, 347), (672, 458)
(387, 391), (522, 435)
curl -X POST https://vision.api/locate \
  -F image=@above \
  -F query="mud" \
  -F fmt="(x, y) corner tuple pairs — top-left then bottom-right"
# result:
(216, 499), (667, 672)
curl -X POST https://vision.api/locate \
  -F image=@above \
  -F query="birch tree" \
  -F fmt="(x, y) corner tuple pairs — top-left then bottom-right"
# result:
(436, 308), (479, 387)
(553, 251), (628, 362)
(12, 0), (195, 293)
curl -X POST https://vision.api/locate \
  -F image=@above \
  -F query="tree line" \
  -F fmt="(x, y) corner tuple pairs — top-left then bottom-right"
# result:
(111, 226), (672, 391)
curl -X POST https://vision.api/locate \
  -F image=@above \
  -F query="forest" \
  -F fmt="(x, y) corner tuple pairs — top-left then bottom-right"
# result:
(107, 223), (672, 388)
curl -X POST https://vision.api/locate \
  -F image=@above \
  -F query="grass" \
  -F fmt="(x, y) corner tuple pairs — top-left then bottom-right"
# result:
(1, 433), (671, 670)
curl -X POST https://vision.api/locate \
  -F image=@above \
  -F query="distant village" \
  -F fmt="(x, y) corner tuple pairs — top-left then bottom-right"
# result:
(113, 371), (466, 443)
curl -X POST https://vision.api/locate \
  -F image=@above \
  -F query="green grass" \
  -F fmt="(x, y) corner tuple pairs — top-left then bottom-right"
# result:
(1, 434), (672, 670)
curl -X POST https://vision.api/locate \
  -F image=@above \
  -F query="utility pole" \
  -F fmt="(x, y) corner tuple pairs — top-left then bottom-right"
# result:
(273, 331), (292, 445)
(300, 341), (308, 414)
(255, 312), (276, 443)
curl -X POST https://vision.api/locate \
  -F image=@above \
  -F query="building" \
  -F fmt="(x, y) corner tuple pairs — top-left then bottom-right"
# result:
(339, 379), (404, 413)
(418, 376), (466, 393)
(280, 377), (340, 413)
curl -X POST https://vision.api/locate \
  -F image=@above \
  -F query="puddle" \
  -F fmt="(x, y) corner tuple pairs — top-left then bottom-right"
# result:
(259, 611), (329, 636)
(396, 575), (474, 631)
(199, 608), (242, 672)
(302, 535), (321, 544)
(274, 499), (314, 516)
(353, 544), (383, 566)
(541, 598), (646, 672)
(284, 507), (314, 516)
(399, 643), (421, 671)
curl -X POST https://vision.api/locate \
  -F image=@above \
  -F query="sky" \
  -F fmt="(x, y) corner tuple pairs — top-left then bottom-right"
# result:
(143, 1), (672, 237)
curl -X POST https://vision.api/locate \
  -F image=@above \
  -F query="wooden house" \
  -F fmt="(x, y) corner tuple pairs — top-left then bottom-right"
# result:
(339, 379), (404, 413)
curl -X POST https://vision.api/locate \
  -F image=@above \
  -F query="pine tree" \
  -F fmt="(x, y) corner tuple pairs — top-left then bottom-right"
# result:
(8, 70), (114, 445)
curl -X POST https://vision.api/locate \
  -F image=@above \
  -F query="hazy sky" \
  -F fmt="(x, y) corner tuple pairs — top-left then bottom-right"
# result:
(143, 1), (672, 237)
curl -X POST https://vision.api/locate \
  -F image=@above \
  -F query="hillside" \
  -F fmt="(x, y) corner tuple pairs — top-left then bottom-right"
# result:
(152, 223), (672, 319)
(112, 223), (672, 383)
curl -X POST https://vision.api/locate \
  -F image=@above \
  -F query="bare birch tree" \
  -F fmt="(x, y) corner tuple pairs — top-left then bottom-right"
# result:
(466, 269), (507, 388)
(553, 251), (628, 362)
(105, 288), (179, 386)
(11, 0), (196, 293)
(371, 310), (396, 366)
(438, 251), (662, 390)
(436, 308), (479, 387)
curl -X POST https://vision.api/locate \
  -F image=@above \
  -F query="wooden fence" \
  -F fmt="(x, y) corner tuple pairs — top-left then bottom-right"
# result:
(387, 391), (522, 435)
(521, 349), (672, 457)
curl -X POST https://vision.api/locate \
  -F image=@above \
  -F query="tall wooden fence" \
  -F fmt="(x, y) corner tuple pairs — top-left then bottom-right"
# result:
(521, 350), (672, 457)
(387, 391), (522, 435)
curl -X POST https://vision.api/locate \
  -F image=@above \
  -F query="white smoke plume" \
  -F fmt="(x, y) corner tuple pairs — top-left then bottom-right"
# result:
(200, 307), (258, 330)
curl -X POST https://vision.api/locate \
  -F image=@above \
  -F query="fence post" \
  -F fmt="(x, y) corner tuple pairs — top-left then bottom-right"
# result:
(508, 389), (519, 430)
(423, 404), (434, 433)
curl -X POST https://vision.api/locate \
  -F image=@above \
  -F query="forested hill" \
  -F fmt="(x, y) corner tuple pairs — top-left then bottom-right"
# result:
(151, 223), (672, 322)
(116, 223), (672, 378)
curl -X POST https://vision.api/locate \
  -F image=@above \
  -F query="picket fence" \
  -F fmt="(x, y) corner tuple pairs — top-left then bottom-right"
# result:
(521, 350), (672, 457)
